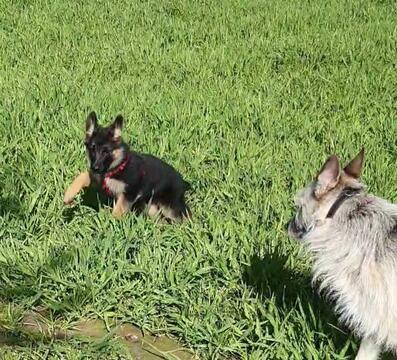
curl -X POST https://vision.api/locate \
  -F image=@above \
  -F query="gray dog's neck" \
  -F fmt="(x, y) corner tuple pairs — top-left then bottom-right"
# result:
(307, 192), (397, 344)
(310, 190), (397, 282)
(326, 186), (364, 219)
(321, 191), (396, 246)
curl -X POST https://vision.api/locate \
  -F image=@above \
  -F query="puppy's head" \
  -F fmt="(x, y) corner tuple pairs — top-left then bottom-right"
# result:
(84, 112), (127, 174)
(288, 149), (365, 240)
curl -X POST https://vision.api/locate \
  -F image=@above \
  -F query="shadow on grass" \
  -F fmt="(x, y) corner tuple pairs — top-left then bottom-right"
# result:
(62, 186), (112, 222)
(62, 185), (150, 223)
(0, 331), (34, 347)
(0, 167), (24, 219)
(80, 186), (112, 212)
(0, 194), (23, 218)
(243, 252), (356, 357)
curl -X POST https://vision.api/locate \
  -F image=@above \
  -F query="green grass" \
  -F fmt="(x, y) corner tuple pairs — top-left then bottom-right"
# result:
(0, 0), (397, 358)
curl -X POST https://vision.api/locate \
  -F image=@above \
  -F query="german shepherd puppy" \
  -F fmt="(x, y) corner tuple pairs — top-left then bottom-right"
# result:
(288, 149), (397, 359)
(64, 112), (191, 220)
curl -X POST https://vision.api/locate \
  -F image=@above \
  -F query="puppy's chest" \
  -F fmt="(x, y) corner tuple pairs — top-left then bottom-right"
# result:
(103, 177), (126, 196)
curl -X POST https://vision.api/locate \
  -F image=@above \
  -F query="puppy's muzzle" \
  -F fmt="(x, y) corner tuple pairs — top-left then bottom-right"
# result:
(92, 161), (106, 174)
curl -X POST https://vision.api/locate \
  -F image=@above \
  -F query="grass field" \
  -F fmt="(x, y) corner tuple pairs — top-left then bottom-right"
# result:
(0, 0), (397, 358)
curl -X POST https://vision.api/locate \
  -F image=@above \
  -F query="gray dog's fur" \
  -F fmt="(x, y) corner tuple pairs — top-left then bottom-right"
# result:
(288, 149), (397, 360)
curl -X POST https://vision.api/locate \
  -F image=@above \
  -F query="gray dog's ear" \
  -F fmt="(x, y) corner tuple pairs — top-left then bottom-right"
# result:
(315, 155), (340, 198)
(344, 148), (364, 179)
(86, 111), (98, 138)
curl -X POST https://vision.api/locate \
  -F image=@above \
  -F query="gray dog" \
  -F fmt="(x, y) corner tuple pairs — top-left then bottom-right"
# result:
(288, 149), (397, 360)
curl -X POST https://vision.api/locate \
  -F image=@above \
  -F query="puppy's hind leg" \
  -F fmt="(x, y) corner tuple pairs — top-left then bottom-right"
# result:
(162, 196), (191, 222)
(355, 338), (381, 360)
(176, 195), (191, 220)
(112, 193), (132, 219)
(64, 171), (91, 205)
(144, 190), (161, 219)
(147, 203), (161, 218)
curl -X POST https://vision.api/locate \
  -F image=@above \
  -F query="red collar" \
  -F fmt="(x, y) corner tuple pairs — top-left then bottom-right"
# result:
(102, 156), (130, 196)
(105, 156), (130, 178)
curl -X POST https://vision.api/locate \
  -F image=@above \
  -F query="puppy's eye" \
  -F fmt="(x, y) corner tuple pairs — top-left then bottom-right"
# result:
(90, 143), (96, 151)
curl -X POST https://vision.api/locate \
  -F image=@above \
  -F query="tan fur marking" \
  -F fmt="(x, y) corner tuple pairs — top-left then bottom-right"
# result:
(113, 148), (123, 160)
(160, 205), (178, 221)
(113, 127), (122, 140)
(112, 193), (131, 218)
(109, 148), (124, 170)
(104, 178), (126, 196)
(86, 123), (95, 137)
(64, 171), (91, 204)
(147, 204), (160, 218)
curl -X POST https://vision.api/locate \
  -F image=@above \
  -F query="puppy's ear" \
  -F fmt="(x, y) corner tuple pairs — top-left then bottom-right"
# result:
(109, 115), (123, 142)
(344, 148), (364, 179)
(315, 155), (340, 198)
(86, 111), (98, 138)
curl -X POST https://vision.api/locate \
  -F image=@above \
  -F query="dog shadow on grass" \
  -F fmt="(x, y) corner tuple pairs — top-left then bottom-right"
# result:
(62, 186), (149, 223)
(0, 193), (23, 219)
(0, 171), (24, 218)
(62, 186), (112, 223)
(243, 252), (357, 358)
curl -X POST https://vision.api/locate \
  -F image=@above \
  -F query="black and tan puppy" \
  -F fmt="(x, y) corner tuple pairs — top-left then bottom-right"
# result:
(64, 112), (191, 220)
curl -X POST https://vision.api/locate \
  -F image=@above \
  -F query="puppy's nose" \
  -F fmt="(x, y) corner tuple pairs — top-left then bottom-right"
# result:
(93, 162), (101, 171)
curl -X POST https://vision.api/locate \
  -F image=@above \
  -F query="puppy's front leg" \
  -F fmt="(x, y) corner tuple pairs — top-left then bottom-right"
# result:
(355, 338), (381, 360)
(64, 171), (91, 204)
(112, 193), (131, 218)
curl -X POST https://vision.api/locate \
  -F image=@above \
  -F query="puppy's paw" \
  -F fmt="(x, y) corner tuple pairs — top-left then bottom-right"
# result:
(112, 208), (125, 219)
(63, 190), (75, 205)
